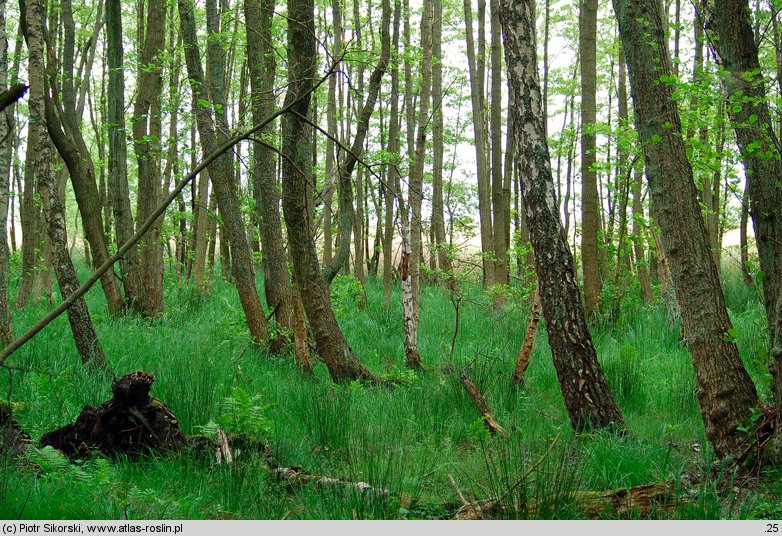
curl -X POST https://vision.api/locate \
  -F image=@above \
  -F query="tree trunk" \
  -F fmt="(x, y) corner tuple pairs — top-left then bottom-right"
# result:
(614, 0), (759, 458)
(409, 0), (433, 319)
(499, 0), (625, 431)
(706, 0), (782, 340)
(322, 0), (343, 269)
(383, 0), (402, 307)
(464, 0), (494, 289)
(179, 0), (269, 344)
(106, 0), (141, 307)
(631, 165), (654, 302)
(431, 0), (450, 279)
(740, 181), (752, 284)
(132, 0), (166, 318)
(45, 0), (125, 316)
(580, 0), (603, 318)
(280, 0), (374, 382)
(322, 0), (391, 288)
(245, 0), (294, 353)
(0, 0), (13, 345)
(490, 0), (507, 305)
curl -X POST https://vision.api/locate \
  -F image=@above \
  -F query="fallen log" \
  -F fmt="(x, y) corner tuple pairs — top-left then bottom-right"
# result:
(460, 374), (509, 437)
(40, 371), (185, 458)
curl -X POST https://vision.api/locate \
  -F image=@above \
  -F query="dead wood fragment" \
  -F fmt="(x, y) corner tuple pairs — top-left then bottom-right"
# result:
(215, 428), (233, 465)
(460, 374), (509, 437)
(272, 466), (390, 495)
(570, 480), (680, 518)
(40, 371), (185, 458)
(0, 401), (31, 459)
(512, 291), (541, 384)
(453, 480), (682, 520)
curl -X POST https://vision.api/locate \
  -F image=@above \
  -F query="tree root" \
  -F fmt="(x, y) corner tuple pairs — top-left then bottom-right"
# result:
(40, 371), (185, 458)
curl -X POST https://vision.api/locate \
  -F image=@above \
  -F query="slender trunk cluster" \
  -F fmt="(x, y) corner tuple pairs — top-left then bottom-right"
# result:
(179, 0), (269, 344)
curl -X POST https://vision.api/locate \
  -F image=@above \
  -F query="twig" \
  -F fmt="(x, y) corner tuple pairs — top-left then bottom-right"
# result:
(448, 474), (470, 507)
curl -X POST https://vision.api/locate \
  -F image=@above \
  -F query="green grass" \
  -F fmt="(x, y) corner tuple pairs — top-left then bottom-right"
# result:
(0, 259), (778, 519)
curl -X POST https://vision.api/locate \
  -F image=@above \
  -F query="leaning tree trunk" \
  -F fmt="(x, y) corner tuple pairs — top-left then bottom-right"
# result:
(499, 0), (625, 431)
(280, 0), (374, 382)
(25, 0), (107, 370)
(178, 0), (269, 344)
(614, 0), (759, 459)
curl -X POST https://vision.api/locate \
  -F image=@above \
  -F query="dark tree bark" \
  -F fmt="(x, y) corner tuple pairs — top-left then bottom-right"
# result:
(132, 0), (166, 317)
(499, 0), (625, 431)
(179, 0), (269, 344)
(614, 0), (759, 458)
(705, 0), (782, 342)
(106, 0), (141, 307)
(245, 0), (294, 353)
(281, 0), (374, 382)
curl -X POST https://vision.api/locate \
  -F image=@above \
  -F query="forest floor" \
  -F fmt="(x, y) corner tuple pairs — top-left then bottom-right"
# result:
(0, 261), (781, 519)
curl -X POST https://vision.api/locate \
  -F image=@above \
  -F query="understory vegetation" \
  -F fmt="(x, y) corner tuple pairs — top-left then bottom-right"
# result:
(1, 257), (780, 520)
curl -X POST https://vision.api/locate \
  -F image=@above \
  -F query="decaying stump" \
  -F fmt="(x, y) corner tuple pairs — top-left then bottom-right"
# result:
(0, 401), (31, 459)
(40, 371), (185, 458)
(460, 374), (509, 437)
